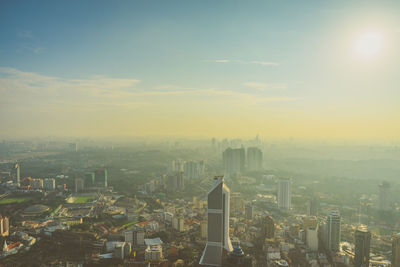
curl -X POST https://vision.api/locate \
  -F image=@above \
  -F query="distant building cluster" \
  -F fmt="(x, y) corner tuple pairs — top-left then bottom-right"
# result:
(223, 146), (263, 177)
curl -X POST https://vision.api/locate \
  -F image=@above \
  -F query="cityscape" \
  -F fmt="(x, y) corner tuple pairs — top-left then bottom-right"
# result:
(1, 1), (400, 267)
(0, 138), (399, 266)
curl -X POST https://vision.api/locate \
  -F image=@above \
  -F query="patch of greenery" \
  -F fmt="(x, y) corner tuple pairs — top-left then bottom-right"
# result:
(0, 196), (32, 204)
(73, 196), (94, 203)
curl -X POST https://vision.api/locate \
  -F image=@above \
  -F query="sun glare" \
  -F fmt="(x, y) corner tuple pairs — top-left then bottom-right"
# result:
(354, 31), (384, 57)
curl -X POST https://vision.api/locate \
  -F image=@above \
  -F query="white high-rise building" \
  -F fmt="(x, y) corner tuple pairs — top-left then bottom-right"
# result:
(306, 226), (318, 251)
(327, 210), (341, 252)
(277, 178), (291, 210)
(15, 163), (20, 187)
(200, 176), (233, 266)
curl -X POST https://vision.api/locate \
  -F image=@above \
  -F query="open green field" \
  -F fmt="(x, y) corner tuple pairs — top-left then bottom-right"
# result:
(0, 196), (32, 205)
(123, 220), (139, 228)
(73, 196), (95, 203)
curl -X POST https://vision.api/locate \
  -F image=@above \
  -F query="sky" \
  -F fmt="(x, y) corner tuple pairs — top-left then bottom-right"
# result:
(1, 1), (400, 140)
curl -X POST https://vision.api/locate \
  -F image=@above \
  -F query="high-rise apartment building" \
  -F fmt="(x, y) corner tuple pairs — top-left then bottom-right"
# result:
(379, 181), (391, 211)
(277, 178), (291, 210)
(95, 168), (108, 187)
(326, 210), (341, 253)
(200, 176), (233, 266)
(247, 147), (263, 171)
(75, 178), (84, 193)
(167, 171), (184, 192)
(245, 203), (253, 220)
(307, 197), (319, 216)
(43, 178), (55, 190)
(354, 228), (371, 267)
(223, 147), (245, 177)
(85, 172), (95, 188)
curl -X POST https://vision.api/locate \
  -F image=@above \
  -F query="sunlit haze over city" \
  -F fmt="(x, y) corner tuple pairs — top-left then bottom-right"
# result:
(1, 1), (400, 267)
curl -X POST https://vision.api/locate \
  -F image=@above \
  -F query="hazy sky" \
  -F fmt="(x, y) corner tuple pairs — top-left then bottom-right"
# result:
(1, 1), (400, 139)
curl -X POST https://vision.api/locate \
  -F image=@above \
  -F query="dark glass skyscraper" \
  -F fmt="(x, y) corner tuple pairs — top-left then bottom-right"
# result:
(354, 229), (371, 267)
(200, 176), (233, 266)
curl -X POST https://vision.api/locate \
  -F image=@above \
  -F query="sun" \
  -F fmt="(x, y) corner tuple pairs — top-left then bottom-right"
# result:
(354, 31), (384, 57)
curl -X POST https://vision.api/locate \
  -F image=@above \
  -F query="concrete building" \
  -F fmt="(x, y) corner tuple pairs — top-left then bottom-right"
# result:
(124, 229), (134, 245)
(201, 220), (207, 239)
(0, 215), (9, 237)
(134, 230), (145, 247)
(200, 176), (233, 266)
(184, 161), (205, 179)
(223, 147), (245, 177)
(354, 229), (371, 267)
(306, 226), (318, 251)
(84, 172), (95, 188)
(95, 168), (108, 187)
(263, 215), (275, 239)
(75, 178), (84, 193)
(245, 203), (253, 220)
(30, 178), (43, 190)
(247, 147), (262, 171)
(392, 233), (400, 267)
(327, 210), (341, 253)
(379, 181), (391, 211)
(307, 197), (319, 216)
(144, 238), (163, 263)
(14, 163), (20, 187)
(43, 178), (56, 190)
(277, 178), (291, 210)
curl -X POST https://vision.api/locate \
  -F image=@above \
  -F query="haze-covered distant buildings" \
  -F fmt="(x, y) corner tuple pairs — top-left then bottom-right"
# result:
(223, 147), (245, 177)
(277, 178), (291, 210)
(247, 147), (262, 171)
(378, 181), (391, 211)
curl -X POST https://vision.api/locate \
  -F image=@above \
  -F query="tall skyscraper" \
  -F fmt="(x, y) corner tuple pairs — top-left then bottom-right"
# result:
(354, 228), (371, 267)
(167, 171), (184, 192)
(378, 181), (391, 211)
(85, 172), (95, 188)
(326, 210), (341, 253)
(95, 168), (108, 187)
(200, 176), (233, 266)
(14, 163), (20, 186)
(223, 147), (245, 177)
(307, 197), (319, 216)
(245, 203), (253, 220)
(75, 178), (84, 193)
(392, 233), (400, 267)
(247, 147), (263, 171)
(277, 178), (291, 210)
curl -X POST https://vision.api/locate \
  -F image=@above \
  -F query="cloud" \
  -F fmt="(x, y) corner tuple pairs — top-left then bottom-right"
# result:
(249, 61), (279, 66)
(204, 59), (279, 66)
(17, 30), (34, 39)
(243, 82), (287, 91)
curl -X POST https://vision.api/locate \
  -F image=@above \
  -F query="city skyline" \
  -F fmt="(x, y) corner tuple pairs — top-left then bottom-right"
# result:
(1, 1), (400, 139)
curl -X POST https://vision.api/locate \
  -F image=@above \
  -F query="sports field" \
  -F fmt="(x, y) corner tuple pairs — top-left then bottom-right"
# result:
(73, 196), (95, 203)
(0, 196), (32, 204)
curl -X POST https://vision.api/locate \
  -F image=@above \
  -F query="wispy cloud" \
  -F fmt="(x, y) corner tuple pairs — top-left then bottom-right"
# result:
(243, 82), (287, 91)
(204, 59), (279, 66)
(17, 30), (34, 39)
